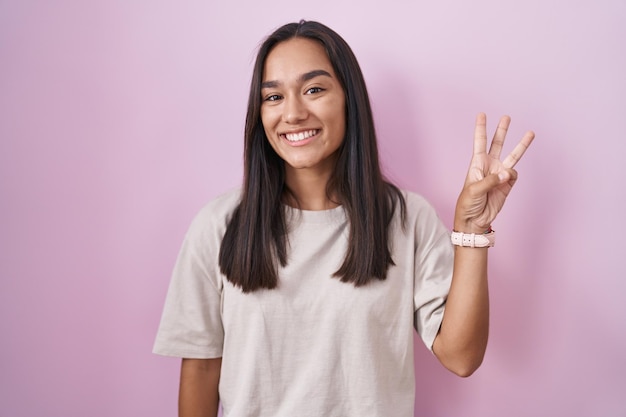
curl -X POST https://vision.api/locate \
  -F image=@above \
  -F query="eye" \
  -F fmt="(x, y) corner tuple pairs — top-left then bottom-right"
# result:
(263, 94), (282, 102)
(305, 87), (324, 95)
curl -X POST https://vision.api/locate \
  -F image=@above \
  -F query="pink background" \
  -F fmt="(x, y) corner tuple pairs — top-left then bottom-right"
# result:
(1, 0), (624, 416)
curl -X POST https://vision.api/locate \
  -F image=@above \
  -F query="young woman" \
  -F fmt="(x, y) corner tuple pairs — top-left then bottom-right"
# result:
(154, 20), (534, 417)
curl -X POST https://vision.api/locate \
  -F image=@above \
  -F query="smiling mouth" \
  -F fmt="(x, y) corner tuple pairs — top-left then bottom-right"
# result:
(282, 129), (319, 142)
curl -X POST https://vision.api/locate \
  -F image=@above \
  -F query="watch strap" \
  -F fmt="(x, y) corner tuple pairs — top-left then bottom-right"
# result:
(450, 230), (495, 248)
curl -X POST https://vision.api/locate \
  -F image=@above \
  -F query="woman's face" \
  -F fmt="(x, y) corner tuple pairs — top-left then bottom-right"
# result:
(260, 37), (346, 177)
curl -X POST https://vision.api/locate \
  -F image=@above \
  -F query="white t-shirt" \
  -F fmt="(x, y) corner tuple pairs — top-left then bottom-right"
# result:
(153, 188), (453, 417)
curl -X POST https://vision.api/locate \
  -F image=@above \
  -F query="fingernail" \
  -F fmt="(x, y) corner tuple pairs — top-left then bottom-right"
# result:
(498, 172), (507, 181)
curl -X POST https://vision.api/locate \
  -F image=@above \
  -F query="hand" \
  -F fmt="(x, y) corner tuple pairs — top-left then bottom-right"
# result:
(454, 113), (535, 233)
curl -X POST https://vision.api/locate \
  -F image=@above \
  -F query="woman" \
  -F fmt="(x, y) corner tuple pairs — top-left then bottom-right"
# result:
(154, 20), (534, 417)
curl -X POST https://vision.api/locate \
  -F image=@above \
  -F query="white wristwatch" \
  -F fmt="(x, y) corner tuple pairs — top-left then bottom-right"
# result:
(450, 230), (495, 248)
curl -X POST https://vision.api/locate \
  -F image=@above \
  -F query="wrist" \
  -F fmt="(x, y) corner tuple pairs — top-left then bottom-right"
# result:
(450, 229), (495, 248)
(453, 222), (492, 234)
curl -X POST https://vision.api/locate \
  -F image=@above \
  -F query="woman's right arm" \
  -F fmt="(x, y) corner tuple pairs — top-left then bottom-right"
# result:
(179, 358), (222, 417)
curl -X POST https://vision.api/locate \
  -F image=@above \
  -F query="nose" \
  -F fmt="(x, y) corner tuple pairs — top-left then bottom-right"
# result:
(282, 95), (308, 124)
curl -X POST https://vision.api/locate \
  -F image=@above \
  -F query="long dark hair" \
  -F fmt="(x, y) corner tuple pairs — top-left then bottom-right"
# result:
(219, 20), (406, 293)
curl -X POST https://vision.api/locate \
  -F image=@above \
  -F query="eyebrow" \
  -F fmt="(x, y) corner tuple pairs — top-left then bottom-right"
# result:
(261, 69), (332, 89)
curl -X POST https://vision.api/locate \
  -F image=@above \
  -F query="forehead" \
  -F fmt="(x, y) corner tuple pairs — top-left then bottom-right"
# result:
(262, 37), (335, 81)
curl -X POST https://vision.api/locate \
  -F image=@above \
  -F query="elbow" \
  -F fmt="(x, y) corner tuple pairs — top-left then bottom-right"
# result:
(435, 343), (485, 377)
(447, 357), (483, 378)
(433, 334), (488, 377)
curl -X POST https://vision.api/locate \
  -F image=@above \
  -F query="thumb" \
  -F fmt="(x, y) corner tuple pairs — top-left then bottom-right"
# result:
(468, 172), (503, 196)
(500, 168), (518, 187)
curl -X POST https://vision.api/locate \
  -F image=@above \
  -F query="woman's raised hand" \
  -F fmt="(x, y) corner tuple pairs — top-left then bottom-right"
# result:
(454, 113), (535, 233)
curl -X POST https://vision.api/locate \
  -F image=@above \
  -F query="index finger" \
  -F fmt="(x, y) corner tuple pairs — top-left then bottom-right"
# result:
(502, 130), (535, 168)
(473, 112), (488, 156)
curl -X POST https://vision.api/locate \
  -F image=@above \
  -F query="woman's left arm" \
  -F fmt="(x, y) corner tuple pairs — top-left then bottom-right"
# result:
(432, 113), (534, 377)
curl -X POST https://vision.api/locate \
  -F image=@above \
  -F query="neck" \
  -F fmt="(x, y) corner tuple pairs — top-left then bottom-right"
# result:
(284, 166), (339, 211)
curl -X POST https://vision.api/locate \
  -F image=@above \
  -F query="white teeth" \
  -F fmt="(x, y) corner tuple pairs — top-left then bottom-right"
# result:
(285, 129), (317, 142)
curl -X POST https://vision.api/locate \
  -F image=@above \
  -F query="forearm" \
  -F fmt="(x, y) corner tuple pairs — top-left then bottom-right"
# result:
(431, 112), (533, 376)
(433, 245), (489, 377)
(179, 358), (222, 417)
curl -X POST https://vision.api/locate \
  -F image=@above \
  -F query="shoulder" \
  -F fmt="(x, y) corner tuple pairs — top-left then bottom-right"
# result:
(195, 188), (242, 221)
(398, 189), (439, 221)
(400, 189), (429, 208)
(186, 187), (242, 240)
(394, 189), (449, 241)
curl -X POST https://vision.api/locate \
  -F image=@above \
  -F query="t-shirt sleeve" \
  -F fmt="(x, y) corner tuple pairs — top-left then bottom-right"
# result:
(411, 196), (454, 351)
(152, 206), (226, 359)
